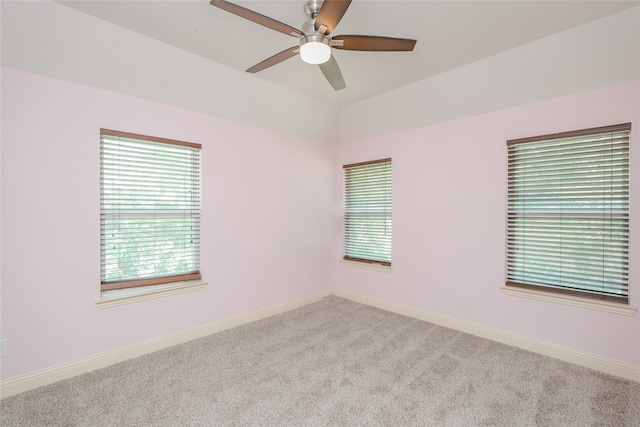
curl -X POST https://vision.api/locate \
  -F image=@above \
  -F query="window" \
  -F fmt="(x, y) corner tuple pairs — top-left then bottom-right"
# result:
(100, 129), (201, 292)
(343, 158), (392, 266)
(506, 123), (630, 303)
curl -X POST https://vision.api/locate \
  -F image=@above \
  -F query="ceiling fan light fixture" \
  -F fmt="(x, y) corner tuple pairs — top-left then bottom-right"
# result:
(299, 34), (331, 64)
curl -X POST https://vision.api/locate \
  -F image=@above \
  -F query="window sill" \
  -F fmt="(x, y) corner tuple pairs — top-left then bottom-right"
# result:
(500, 286), (636, 316)
(96, 280), (207, 309)
(340, 259), (393, 273)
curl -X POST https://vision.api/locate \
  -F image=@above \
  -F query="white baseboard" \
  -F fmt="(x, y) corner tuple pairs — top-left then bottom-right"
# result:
(0, 291), (330, 399)
(331, 288), (640, 383)
(2, 288), (637, 399)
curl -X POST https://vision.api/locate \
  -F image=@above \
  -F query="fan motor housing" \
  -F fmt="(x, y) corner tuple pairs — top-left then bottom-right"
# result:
(299, 34), (331, 48)
(301, 18), (317, 36)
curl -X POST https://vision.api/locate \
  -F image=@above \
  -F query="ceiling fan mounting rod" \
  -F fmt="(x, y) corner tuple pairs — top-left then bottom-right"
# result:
(302, 0), (327, 36)
(304, 0), (323, 19)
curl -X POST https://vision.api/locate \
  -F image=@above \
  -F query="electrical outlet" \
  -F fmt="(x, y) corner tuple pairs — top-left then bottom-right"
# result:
(462, 294), (471, 306)
(0, 339), (7, 357)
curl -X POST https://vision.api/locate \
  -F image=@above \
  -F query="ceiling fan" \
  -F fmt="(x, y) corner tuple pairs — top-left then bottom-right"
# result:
(210, 0), (417, 91)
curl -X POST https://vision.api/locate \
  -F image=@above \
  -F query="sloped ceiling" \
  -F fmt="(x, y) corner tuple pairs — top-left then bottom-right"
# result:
(2, 1), (639, 143)
(57, 0), (638, 107)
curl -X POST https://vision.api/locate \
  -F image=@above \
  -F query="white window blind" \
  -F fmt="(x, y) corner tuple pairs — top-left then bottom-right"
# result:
(506, 123), (630, 303)
(343, 158), (392, 266)
(100, 129), (201, 292)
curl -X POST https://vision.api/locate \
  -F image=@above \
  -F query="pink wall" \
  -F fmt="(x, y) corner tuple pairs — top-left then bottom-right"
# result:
(336, 81), (640, 366)
(0, 68), (337, 379)
(2, 67), (638, 381)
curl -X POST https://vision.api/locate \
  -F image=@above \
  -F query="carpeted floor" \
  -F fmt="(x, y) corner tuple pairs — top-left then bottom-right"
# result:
(2, 296), (639, 426)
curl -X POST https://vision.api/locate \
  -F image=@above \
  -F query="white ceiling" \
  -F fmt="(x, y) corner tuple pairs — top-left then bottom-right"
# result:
(57, 0), (639, 107)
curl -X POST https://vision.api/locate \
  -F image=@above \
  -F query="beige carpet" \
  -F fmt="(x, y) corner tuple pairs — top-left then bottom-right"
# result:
(2, 296), (639, 426)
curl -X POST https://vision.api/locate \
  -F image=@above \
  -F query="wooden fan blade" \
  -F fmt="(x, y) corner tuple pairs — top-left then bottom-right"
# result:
(246, 46), (299, 73)
(332, 35), (417, 51)
(318, 56), (346, 91)
(314, 0), (352, 35)
(210, 0), (303, 37)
